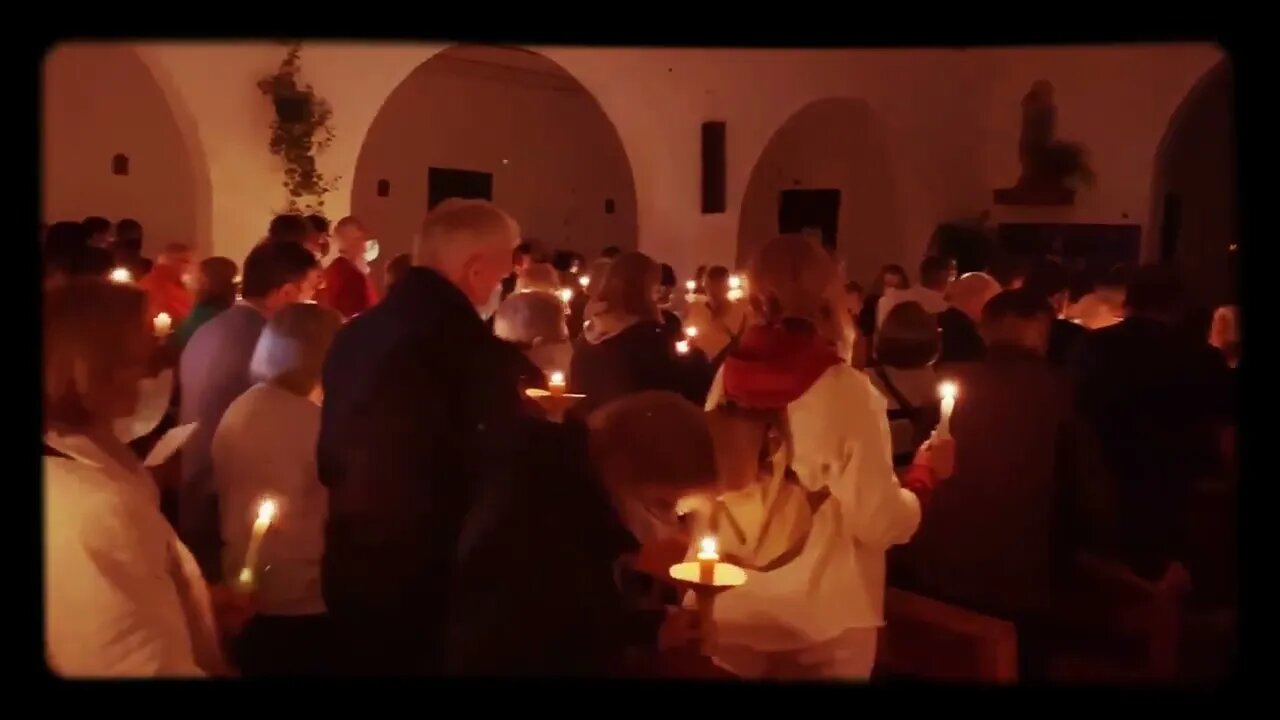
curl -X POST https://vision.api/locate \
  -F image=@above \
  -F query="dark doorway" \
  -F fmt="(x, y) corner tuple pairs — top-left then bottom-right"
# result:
(778, 189), (840, 252)
(428, 167), (493, 210)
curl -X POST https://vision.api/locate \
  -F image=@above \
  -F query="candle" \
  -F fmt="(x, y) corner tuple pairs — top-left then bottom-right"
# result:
(675, 339), (690, 355)
(684, 326), (699, 339)
(152, 312), (172, 338)
(685, 279), (697, 293)
(728, 274), (743, 290)
(237, 498), (278, 590)
(578, 274), (591, 289)
(548, 370), (566, 396)
(937, 380), (958, 440)
(697, 536), (719, 585)
(727, 288), (745, 302)
(557, 287), (574, 304)
(108, 267), (133, 284)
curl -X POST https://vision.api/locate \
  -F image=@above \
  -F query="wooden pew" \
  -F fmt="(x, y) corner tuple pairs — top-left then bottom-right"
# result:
(876, 588), (1019, 683)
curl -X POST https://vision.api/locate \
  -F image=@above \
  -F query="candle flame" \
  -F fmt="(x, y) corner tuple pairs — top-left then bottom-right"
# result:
(728, 274), (743, 290)
(549, 371), (566, 386)
(684, 326), (699, 339)
(257, 498), (278, 523)
(557, 287), (574, 303)
(685, 280), (697, 292)
(109, 267), (133, 284)
(727, 288), (745, 302)
(675, 339), (690, 355)
(579, 275), (590, 289)
(938, 380), (959, 400)
(699, 536), (718, 557)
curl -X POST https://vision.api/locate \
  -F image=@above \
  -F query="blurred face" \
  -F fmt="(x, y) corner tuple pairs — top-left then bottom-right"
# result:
(845, 290), (864, 318)
(265, 268), (322, 313)
(336, 224), (368, 258)
(459, 243), (517, 307)
(706, 275), (730, 304)
(171, 252), (194, 285)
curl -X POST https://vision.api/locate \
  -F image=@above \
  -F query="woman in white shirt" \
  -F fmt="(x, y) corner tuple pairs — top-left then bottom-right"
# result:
(213, 302), (343, 675)
(43, 279), (229, 677)
(702, 236), (952, 680)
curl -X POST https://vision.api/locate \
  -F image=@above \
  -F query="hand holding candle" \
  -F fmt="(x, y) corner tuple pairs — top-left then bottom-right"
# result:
(237, 498), (278, 591)
(152, 312), (172, 338)
(937, 380), (958, 440)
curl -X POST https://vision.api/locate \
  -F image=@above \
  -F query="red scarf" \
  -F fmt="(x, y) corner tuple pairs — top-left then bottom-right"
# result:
(722, 322), (842, 410)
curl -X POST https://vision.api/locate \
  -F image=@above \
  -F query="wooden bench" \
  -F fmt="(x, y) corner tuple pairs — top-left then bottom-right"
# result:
(876, 588), (1019, 683)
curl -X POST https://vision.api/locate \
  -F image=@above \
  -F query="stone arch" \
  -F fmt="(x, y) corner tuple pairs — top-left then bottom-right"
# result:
(1148, 59), (1235, 306)
(736, 97), (904, 286)
(350, 44), (638, 280)
(42, 42), (213, 256)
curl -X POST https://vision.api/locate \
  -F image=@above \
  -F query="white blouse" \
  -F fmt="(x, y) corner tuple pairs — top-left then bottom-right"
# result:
(705, 363), (922, 652)
(43, 432), (223, 677)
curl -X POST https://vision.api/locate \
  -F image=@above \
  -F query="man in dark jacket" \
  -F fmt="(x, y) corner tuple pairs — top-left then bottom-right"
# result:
(1024, 258), (1087, 366)
(936, 271), (1000, 364)
(891, 289), (1110, 676)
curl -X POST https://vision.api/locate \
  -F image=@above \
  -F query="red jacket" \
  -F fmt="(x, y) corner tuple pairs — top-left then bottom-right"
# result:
(139, 263), (194, 325)
(322, 255), (377, 319)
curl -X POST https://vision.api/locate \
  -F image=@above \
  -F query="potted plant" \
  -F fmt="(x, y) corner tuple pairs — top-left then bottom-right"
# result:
(257, 43), (340, 212)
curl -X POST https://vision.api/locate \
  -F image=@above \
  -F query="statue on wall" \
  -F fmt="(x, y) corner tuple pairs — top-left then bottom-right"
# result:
(996, 80), (1096, 205)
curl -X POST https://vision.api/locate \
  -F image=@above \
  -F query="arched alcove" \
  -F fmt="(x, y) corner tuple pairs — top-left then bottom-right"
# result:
(42, 43), (207, 255)
(1149, 60), (1236, 307)
(736, 97), (904, 286)
(351, 45), (638, 282)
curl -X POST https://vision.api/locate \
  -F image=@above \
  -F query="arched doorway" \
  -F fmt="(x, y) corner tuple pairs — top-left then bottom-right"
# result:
(1149, 60), (1236, 307)
(351, 45), (637, 282)
(736, 97), (904, 286)
(42, 43), (205, 255)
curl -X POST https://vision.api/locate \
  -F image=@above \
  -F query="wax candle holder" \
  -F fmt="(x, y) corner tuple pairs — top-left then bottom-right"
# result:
(668, 560), (748, 656)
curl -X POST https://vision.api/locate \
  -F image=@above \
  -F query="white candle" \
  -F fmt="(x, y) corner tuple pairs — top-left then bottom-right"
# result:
(684, 326), (699, 339)
(697, 536), (719, 585)
(937, 380), (958, 440)
(675, 339), (690, 355)
(548, 370), (566, 397)
(578, 274), (590, 289)
(237, 498), (278, 590)
(109, 267), (133, 284)
(152, 312), (172, 338)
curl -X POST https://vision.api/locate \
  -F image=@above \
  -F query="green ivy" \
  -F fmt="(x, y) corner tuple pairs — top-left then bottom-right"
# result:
(257, 43), (340, 213)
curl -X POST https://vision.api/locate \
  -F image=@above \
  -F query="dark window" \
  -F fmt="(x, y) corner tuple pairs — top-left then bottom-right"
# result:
(111, 154), (129, 176)
(428, 167), (493, 210)
(604, 198), (615, 215)
(778, 188), (841, 252)
(376, 179), (391, 197)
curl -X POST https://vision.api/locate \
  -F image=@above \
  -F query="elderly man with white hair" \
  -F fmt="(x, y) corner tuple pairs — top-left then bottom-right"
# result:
(317, 198), (529, 674)
(937, 271), (1002, 364)
(493, 288), (574, 380)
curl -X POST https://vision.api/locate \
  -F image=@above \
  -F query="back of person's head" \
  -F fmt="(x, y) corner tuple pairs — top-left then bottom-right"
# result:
(947, 271), (1002, 322)
(1125, 264), (1185, 320)
(1024, 258), (1071, 314)
(115, 218), (143, 255)
(415, 199), (519, 304)
(844, 280), (864, 297)
(45, 221), (91, 260)
(550, 249), (574, 273)
(601, 245), (622, 260)
(879, 263), (910, 291)
(593, 251), (661, 322)
(513, 241), (533, 265)
(241, 239), (320, 301)
(385, 252), (412, 289)
(988, 254), (1029, 290)
(981, 288), (1054, 354)
(267, 214), (310, 245)
(494, 290), (568, 347)
(305, 214), (330, 235)
(659, 263), (677, 289)
(82, 216), (112, 242)
(158, 242), (193, 267)
(705, 265), (731, 299)
(587, 391), (717, 505)
(249, 302), (344, 397)
(584, 258), (613, 297)
(876, 301), (940, 369)
(918, 255), (951, 291)
(44, 278), (148, 430)
(748, 235), (847, 347)
(694, 265), (709, 284)
(63, 245), (115, 279)
(515, 262), (560, 294)
(197, 256), (239, 305)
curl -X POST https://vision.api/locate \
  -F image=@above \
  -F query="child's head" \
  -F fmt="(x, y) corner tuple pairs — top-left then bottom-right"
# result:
(197, 256), (239, 306)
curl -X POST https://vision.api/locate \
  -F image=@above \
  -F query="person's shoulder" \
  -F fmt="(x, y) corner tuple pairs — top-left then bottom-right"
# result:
(44, 459), (132, 536)
(802, 363), (882, 411)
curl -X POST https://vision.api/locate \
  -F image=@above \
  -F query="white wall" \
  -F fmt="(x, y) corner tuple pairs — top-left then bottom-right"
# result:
(42, 43), (200, 255)
(351, 46), (636, 272)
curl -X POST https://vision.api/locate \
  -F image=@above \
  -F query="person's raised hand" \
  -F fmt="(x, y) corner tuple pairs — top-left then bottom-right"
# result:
(914, 435), (956, 480)
(209, 583), (255, 640)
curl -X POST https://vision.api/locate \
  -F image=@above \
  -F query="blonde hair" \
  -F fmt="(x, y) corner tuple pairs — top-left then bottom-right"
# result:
(415, 199), (519, 271)
(43, 278), (148, 429)
(515, 263), (560, 294)
(249, 303), (344, 397)
(747, 235), (849, 347)
(583, 258), (614, 297)
(493, 290), (568, 346)
(592, 251), (661, 323)
(587, 391), (717, 494)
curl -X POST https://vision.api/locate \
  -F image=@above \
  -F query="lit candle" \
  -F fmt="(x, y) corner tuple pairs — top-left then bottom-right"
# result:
(685, 279), (697, 293)
(697, 536), (719, 585)
(937, 380), (958, 440)
(109, 267), (133, 284)
(237, 498), (278, 591)
(557, 287), (574, 304)
(684, 326), (699, 339)
(727, 288), (745, 302)
(579, 274), (590, 289)
(675, 339), (690, 355)
(152, 312), (172, 338)
(728, 274), (743, 290)
(548, 370), (566, 397)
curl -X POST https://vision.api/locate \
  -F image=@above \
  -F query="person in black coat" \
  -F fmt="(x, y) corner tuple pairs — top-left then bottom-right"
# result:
(936, 271), (1000, 365)
(570, 252), (708, 416)
(318, 200), (532, 674)
(1024, 258), (1088, 366)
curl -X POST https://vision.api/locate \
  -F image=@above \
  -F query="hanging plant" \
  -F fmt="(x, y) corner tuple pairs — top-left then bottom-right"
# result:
(257, 43), (339, 213)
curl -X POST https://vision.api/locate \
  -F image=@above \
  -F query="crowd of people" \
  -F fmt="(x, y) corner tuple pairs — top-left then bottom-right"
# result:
(41, 203), (1237, 679)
